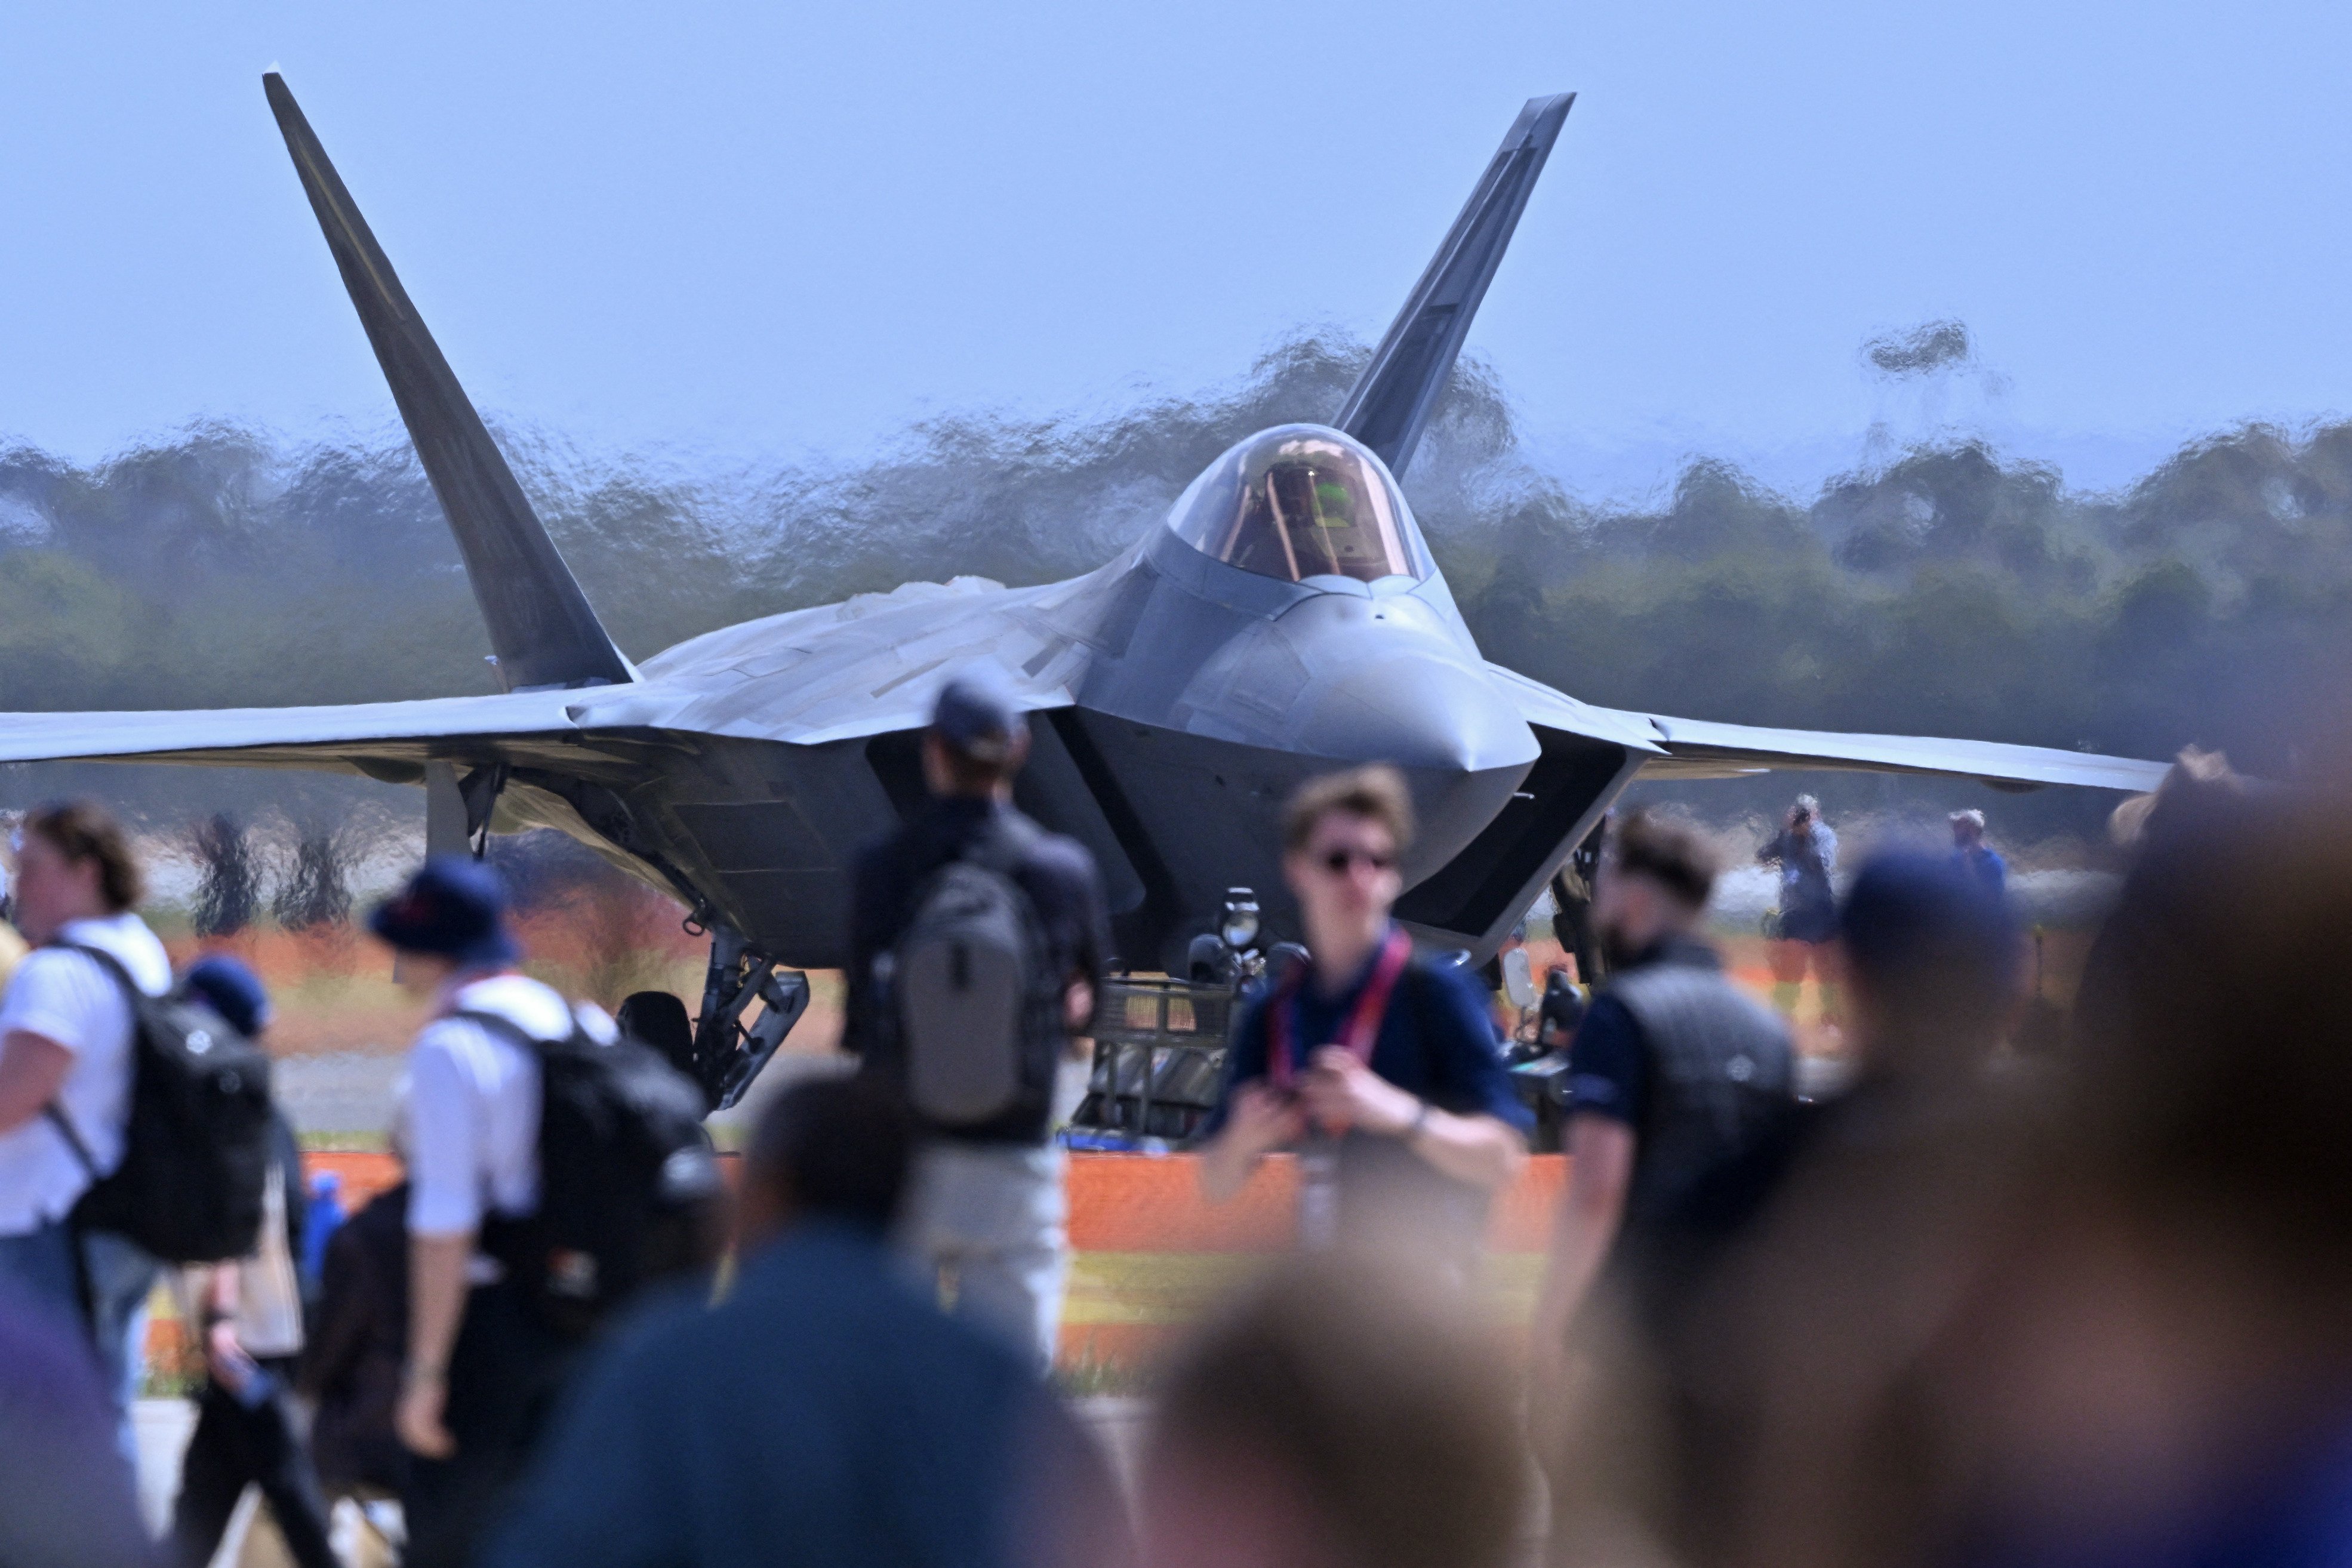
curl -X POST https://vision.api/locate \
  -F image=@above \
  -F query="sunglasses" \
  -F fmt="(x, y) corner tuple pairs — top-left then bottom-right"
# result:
(1315, 846), (1396, 875)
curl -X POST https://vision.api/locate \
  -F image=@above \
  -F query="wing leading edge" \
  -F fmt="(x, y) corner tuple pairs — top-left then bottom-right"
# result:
(1484, 664), (2170, 794)
(0, 691), (590, 777)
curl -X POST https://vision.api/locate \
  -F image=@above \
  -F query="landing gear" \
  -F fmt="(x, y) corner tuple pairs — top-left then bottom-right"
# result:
(633, 925), (809, 1113)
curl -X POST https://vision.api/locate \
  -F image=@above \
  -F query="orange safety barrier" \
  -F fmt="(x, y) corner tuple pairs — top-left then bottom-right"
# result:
(307, 1150), (405, 1209)
(291, 1150), (1568, 1377)
(1064, 1152), (1565, 1253)
(298, 1150), (1568, 1251)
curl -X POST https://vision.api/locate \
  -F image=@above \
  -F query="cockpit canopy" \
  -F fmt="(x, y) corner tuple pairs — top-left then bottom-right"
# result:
(1166, 425), (1429, 586)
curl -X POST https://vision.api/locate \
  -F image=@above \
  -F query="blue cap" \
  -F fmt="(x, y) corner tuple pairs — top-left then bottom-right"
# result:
(367, 855), (521, 968)
(1837, 851), (2018, 988)
(183, 953), (272, 1037)
(931, 668), (1028, 764)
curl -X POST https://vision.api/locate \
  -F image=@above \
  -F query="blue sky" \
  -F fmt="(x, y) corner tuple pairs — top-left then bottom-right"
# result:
(6, 1), (2351, 498)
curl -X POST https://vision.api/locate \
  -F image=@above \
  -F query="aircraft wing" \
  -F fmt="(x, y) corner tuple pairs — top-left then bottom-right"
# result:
(1626, 712), (2169, 793)
(0, 690), (596, 776)
(1485, 665), (2169, 793)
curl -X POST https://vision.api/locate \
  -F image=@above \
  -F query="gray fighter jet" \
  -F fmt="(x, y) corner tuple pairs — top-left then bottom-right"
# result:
(0, 78), (2166, 1104)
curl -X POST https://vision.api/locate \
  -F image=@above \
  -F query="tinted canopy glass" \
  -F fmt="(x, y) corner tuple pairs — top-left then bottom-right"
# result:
(1167, 426), (1427, 584)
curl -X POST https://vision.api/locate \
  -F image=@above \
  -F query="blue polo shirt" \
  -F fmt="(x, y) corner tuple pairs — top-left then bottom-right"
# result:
(1205, 933), (1530, 1247)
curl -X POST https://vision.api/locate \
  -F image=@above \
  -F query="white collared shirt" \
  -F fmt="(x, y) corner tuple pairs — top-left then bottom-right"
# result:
(0, 912), (172, 1234)
(399, 972), (615, 1240)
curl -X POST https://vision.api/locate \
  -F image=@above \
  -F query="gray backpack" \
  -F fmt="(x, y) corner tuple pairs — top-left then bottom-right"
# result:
(891, 824), (1061, 1133)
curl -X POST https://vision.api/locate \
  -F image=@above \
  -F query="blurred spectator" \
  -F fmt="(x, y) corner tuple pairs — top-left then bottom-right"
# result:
(1138, 1251), (1525, 1568)
(2103, 743), (2244, 854)
(303, 1169), (346, 1295)
(1196, 766), (1528, 1271)
(1949, 809), (2008, 897)
(0, 1277), (152, 1568)
(1834, 852), (2020, 1092)
(485, 1077), (1127, 1568)
(1532, 810), (1794, 1565)
(0, 913), (26, 992)
(0, 800), (170, 1422)
(370, 855), (608, 1568)
(1757, 795), (1839, 1023)
(1683, 853), (2028, 1568)
(845, 670), (1109, 1373)
(1534, 811), (1795, 1349)
(170, 954), (340, 1568)
(1706, 790), (2352, 1568)
(1959, 786), (2352, 1567)
(304, 1175), (412, 1505)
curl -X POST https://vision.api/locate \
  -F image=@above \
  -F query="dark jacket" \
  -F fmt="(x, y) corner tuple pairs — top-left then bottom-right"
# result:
(483, 1222), (1127, 1568)
(1569, 938), (1798, 1313)
(845, 797), (1109, 1143)
(301, 1182), (410, 1495)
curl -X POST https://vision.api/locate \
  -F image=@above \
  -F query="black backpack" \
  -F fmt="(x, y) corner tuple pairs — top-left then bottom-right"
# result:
(44, 945), (275, 1264)
(464, 1011), (724, 1338)
(886, 820), (1063, 1137)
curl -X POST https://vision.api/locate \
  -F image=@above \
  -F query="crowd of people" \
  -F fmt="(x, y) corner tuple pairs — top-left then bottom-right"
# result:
(0, 669), (2344, 1568)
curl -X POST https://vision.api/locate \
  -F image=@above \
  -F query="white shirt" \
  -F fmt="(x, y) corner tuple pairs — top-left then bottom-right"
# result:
(401, 972), (615, 1241)
(0, 913), (173, 1234)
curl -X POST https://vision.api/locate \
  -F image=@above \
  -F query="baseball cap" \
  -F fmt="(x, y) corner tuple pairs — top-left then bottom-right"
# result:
(183, 953), (273, 1038)
(367, 855), (521, 968)
(931, 668), (1029, 764)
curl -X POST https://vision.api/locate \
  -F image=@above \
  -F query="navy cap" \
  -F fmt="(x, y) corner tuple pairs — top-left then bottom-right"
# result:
(1837, 851), (2017, 987)
(931, 668), (1028, 764)
(367, 855), (521, 968)
(183, 953), (272, 1038)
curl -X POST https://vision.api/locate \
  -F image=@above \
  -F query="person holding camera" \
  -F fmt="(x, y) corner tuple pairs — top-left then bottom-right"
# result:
(1759, 794), (1840, 1024)
(1196, 766), (1528, 1268)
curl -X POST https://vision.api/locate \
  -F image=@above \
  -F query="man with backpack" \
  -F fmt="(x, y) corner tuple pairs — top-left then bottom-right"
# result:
(0, 800), (177, 1419)
(846, 670), (1110, 1375)
(1195, 767), (1531, 1272)
(170, 954), (342, 1568)
(371, 855), (718, 1568)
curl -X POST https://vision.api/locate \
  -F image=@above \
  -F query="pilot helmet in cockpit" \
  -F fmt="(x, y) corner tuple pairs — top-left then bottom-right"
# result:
(1165, 425), (1429, 587)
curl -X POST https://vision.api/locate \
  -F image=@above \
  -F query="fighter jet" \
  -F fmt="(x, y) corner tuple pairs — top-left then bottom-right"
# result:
(0, 78), (2166, 1105)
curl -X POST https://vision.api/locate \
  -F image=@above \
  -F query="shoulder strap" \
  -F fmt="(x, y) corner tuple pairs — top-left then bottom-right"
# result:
(40, 942), (144, 1180)
(42, 1102), (97, 1179)
(56, 941), (141, 996)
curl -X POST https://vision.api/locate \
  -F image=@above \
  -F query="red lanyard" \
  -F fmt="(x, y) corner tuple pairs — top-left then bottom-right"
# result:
(1267, 928), (1412, 1090)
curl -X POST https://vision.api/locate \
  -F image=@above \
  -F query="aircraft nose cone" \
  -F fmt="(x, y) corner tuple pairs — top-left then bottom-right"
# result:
(1269, 597), (1540, 879)
(1295, 652), (1540, 777)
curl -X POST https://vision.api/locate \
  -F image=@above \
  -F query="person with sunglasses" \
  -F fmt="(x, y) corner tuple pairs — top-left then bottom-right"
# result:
(1196, 766), (1529, 1270)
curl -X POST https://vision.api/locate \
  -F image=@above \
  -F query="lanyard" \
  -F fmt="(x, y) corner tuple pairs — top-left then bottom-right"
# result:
(1267, 927), (1413, 1092)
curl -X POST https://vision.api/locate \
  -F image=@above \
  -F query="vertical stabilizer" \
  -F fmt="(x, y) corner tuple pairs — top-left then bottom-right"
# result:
(1335, 93), (1574, 479)
(264, 73), (633, 691)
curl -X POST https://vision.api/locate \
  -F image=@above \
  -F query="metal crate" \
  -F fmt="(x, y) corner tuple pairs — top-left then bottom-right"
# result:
(1069, 976), (1236, 1145)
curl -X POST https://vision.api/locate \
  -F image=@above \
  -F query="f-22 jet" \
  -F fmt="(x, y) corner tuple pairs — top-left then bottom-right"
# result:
(0, 78), (2166, 1105)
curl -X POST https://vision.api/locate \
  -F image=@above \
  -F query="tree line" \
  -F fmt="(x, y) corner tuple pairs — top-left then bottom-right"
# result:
(3, 331), (2344, 848)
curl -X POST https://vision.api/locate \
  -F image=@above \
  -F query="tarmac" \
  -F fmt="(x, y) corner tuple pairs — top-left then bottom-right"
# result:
(134, 1394), (1153, 1566)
